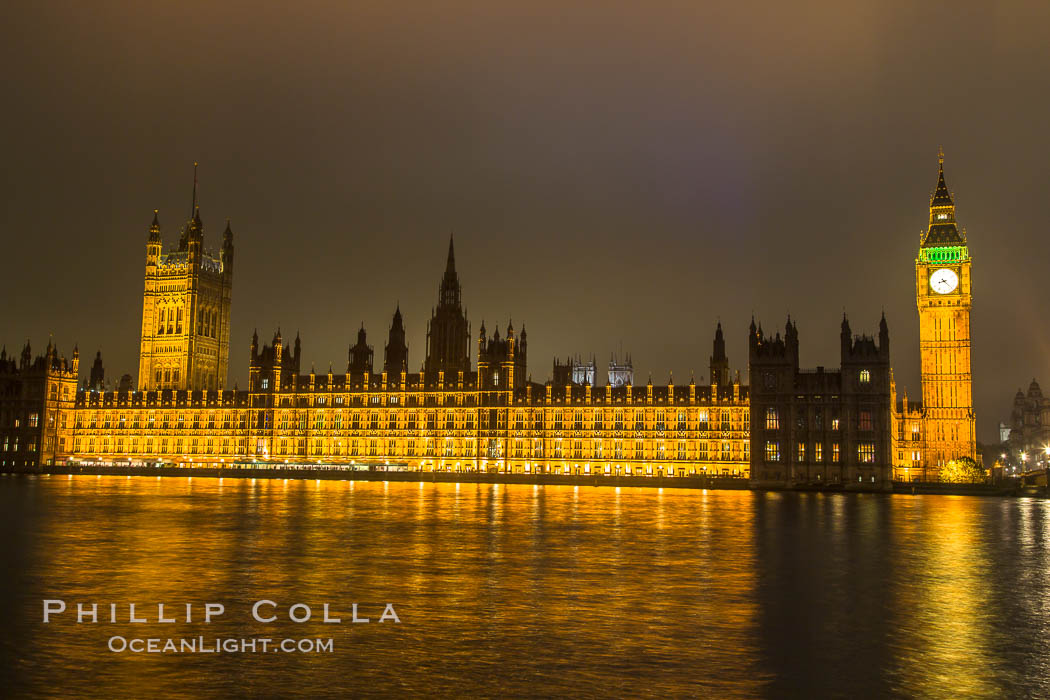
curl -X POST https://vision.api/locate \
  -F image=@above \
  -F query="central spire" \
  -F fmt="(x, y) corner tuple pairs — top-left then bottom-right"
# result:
(425, 235), (471, 376)
(439, 233), (461, 309)
(922, 150), (964, 247)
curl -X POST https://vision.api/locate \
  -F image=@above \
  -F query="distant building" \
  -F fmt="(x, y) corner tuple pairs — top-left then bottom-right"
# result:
(1006, 380), (1050, 459)
(607, 353), (633, 387)
(553, 355), (596, 386)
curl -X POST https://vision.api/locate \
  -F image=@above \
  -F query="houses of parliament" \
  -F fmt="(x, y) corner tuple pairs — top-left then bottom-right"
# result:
(0, 156), (978, 486)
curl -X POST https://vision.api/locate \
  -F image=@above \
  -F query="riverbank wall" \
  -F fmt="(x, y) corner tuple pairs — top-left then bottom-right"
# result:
(3, 464), (1033, 496)
(4, 463), (749, 491)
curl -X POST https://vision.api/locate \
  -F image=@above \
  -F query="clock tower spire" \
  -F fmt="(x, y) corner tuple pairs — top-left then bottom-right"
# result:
(914, 151), (976, 474)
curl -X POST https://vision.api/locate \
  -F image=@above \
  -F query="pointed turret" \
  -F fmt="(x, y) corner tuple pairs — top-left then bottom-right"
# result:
(384, 304), (409, 373)
(221, 218), (234, 272)
(785, 316), (799, 365)
(879, 311), (889, 355)
(710, 321), (729, 387)
(348, 324), (373, 375)
(840, 313), (852, 356)
(89, 350), (105, 391)
(149, 209), (161, 242)
(146, 209), (163, 268)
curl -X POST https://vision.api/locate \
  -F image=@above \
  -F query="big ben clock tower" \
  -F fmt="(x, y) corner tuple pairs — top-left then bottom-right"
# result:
(915, 151), (976, 469)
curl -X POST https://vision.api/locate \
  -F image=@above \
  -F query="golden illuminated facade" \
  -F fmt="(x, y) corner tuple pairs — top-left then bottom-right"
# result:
(893, 153), (977, 480)
(50, 241), (751, 478)
(137, 165), (234, 393)
(57, 366), (751, 478)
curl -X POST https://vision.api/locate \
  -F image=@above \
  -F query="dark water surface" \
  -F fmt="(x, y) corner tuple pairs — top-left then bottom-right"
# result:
(2, 475), (1049, 698)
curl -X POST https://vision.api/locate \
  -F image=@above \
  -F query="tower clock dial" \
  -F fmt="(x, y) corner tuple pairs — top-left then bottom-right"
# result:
(929, 268), (959, 294)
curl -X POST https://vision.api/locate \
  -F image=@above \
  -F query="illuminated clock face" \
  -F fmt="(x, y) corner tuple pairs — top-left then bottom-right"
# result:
(929, 268), (959, 294)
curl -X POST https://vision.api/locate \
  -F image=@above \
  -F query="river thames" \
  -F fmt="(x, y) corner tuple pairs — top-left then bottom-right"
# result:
(2, 475), (1049, 698)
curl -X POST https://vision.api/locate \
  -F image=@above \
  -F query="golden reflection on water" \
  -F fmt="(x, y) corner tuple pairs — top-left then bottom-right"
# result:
(884, 497), (989, 698)
(3, 476), (1050, 698)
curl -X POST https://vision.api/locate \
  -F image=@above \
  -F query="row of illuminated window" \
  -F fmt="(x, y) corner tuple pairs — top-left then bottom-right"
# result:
(896, 450), (923, 464)
(0, 411), (41, 428)
(764, 441), (876, 464)
(68, 407), (750, 433)
(764, 407), (876, 431)
(74, 436), (249, 455)
(924, 247), (965, 262)
(154, 368), (181, 386)
(69, 435), (750, 463)
(895, 424), (923, 441)
(156, 305), (222, 339)
(1, 435), (37, 452)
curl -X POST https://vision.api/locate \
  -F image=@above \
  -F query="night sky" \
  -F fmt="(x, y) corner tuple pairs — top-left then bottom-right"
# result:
(3, 2), (1048, 443)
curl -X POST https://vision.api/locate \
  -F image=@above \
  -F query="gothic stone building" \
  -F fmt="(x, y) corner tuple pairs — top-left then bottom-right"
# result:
(749, 315), (893, 487)
(137, 165), (234, 393)
(0, 341), (79, 469)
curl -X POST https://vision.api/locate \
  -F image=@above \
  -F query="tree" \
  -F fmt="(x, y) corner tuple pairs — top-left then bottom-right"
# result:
(939, 457), (986, 484)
